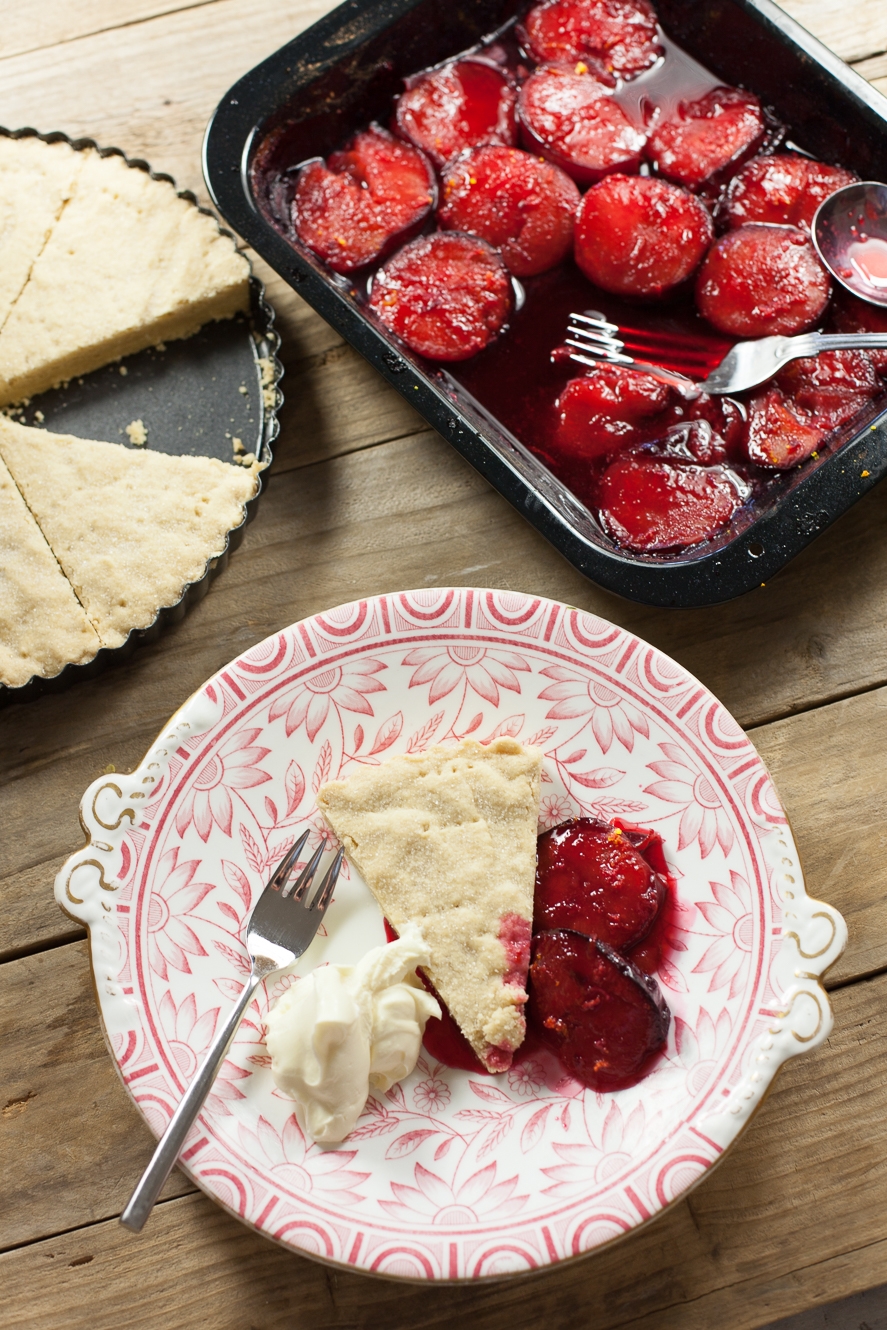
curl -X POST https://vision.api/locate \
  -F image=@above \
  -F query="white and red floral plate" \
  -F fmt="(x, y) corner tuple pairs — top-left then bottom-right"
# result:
(57, 588), (846, 1280)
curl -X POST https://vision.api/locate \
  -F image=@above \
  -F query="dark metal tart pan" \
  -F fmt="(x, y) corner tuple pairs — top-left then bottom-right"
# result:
(0, 128), (283, 708)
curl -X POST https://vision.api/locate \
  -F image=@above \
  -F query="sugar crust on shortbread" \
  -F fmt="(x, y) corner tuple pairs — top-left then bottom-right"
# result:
(0, 417), (258, 651)
(317, 737), (542, 1073)
(0, 142), (250, 406)
(0, 451), (100, 687)
(0, 136), (84, 340)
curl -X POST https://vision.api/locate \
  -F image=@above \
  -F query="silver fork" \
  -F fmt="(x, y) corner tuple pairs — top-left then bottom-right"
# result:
(567, 311), (887, 395)
(120, 828), (344, 1232)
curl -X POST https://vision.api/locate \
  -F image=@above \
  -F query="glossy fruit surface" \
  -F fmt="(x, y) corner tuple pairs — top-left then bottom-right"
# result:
(723, 153), (856, 234)
(438, 145), (580, 277)
(535, 818), (667, 949)
(520, 0), (662, 80)
(696, 224), (830, 337)
(528, 929), (670, 1090)
(519, 63), (647, 186)
(368, 231), (512, 361)
(394, 58), (517, 169)
(776, 350), (879, 430)
(648, 86), (766, 192)
(574, 174), (713, 297)
(743, 388), (824, 468)
(291, 125), (435, 273)
(597, 454), (745, 550)
(554, 365), (671, 459)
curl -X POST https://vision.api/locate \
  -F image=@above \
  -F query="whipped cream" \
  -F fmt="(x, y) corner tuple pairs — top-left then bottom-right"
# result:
(265, 923), (440, 1143)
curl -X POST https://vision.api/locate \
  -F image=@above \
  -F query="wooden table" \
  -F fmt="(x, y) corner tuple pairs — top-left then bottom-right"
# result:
(2, 2), (887, 1325)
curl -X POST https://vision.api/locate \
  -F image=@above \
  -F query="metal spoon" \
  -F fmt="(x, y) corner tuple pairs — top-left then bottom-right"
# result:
(813, 180), (887, 307)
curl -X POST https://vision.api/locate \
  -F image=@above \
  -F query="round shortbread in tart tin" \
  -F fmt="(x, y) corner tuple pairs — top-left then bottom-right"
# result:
(0, 127), (282, 708)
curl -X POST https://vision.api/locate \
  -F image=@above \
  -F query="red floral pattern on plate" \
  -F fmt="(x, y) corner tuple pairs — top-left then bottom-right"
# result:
(57, 588), (844, 1280)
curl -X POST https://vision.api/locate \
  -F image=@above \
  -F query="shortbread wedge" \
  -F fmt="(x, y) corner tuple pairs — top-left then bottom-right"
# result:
(0, 451), (100, 687)
(0, 145), (250, 406)
(0, 135), (84, 337)
(0, 417), (258, 649)
(317, 738), (542, 1072)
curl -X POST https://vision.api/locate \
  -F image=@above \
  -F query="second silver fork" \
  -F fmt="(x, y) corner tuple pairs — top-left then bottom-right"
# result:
(120, 828), (344, 1232)
(567, 311), (887, 395)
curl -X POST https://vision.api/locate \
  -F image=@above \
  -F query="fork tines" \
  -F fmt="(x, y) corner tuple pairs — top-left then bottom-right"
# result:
(566, 311), (627, 366)
(311, 847), (345, 913)
(268, 833), (345, 911)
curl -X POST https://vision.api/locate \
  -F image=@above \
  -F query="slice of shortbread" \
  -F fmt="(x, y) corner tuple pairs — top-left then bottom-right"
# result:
(0, 417), (258, 649)
(317, 737), (542, 1073)
(0, 451), (100, 687)
(0, 145), (250, 405)
(0, 136), (84, 337)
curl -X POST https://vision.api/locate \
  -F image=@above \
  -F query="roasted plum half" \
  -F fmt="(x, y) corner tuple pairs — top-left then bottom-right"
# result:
(596, 454), (747, 550)
(529, 929), (671, 1090)
(519, 0), (662, 81)
(696, 224), (831, 337)
(368, 231), (512, 361)
(648, 87), (767, 194)
(291, 125), (436, 274)
(553, 365), (671, 460)
(394, 58), (517, 169)
(518, 62), (647, 186)
(722, 153), (857, 234)
(535, 818), (667, 950)
(438, 146), (580, 277)
(574, 174), (713, 297)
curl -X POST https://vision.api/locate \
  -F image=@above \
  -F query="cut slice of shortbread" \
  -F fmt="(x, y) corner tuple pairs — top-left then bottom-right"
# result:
(0, 417), (258, 649)
(0, 136), (84, 337)
(0, 145), (250, 406)
(317, 737), (542, 1073)
(0, 451), (100, 687)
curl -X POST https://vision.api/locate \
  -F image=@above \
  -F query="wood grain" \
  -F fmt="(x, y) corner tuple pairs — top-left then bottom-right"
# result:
(1, 957), (885, 1328)
(0, 943), (193, 1251)
(779, 0), (887, 63)
(0, 0), (337, 201)
(0, 0), (219, 63)
(750, 687), (887, 987)
(853, 51), (887, 97)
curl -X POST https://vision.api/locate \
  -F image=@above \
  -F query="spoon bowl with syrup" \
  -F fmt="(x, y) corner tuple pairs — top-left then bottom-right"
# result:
(814, 180), (887, 306)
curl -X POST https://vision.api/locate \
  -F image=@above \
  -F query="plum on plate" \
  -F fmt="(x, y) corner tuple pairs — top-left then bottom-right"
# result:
(535, 818), (667, 949)
(528, 929), (670, 1090)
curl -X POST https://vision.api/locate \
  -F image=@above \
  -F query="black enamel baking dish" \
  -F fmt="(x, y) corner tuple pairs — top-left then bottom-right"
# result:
(204, 0), (887, 607)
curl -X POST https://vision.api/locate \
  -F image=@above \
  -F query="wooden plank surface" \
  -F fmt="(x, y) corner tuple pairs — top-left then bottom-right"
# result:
(2, 963), (885, 1328)
(2, 0), (887, 1325)
(779, 0), (887, 63)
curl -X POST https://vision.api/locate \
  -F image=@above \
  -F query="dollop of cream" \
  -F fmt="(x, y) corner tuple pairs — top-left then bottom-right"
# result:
(265, 923), (440, 1143)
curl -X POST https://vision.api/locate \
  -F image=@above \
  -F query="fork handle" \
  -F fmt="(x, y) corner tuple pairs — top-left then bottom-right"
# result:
(120, 969), (264, 1232)
(803, 332), (887, 352)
